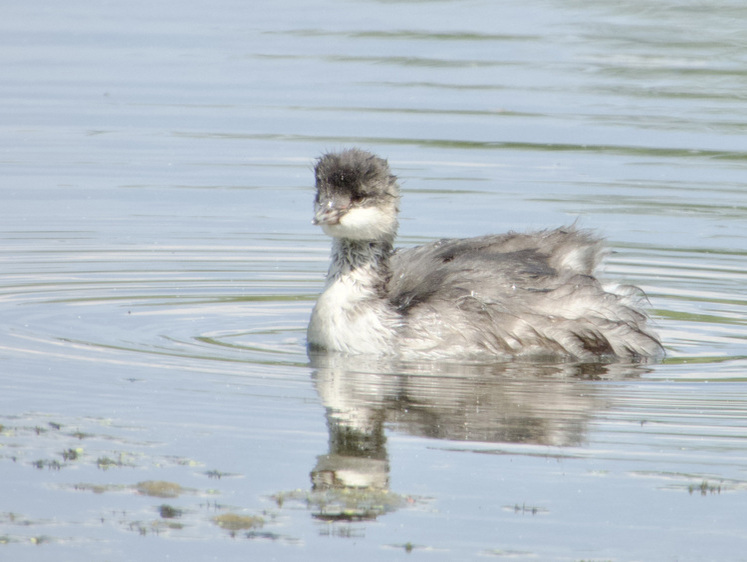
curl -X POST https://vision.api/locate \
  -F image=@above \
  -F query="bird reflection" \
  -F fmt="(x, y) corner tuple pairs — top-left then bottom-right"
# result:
(308, 353), (649, 521)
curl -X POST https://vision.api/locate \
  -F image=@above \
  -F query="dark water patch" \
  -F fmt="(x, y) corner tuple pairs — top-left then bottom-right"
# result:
(270, 29), (541, 43)
(171, 131), (747, 161)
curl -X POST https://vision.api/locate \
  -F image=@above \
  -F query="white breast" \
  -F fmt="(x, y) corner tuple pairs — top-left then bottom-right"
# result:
(307, 270), (399, 355)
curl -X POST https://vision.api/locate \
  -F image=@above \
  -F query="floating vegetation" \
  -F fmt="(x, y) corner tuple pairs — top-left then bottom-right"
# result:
(0, 512), (32, 525)
(136, 481), (183, 498)
(632, 471), (736, 495)
(61, 448), (81, 461)
(319, 525), (364, 539)
(244, 530), (294, 542)
(97, 456), (124, 470)
(0, 515), (54, 545)
(689, 480), (722, 496)
(162, 455), (201, 468)
(158, 504), (183, 519)
(73, 483), (115, 494)
(0, 414), (270, 545)
(504, 502), (550, 516)
(206, 469), (227, 479)
(127, 519), (183, 536)
(71, 431), (91, 440)
(32, 459), (62, 470)
(213, 513), (264, 531)
(29, 535), (51, 545)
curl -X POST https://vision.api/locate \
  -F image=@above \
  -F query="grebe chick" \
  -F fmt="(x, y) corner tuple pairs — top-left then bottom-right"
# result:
(307, 148), (663, 360)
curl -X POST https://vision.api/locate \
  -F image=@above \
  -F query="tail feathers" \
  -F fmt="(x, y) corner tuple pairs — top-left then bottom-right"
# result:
(530, 285), (663, 360)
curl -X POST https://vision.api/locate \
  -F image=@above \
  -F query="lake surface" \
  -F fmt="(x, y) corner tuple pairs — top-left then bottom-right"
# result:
(2, 0), (747, 560)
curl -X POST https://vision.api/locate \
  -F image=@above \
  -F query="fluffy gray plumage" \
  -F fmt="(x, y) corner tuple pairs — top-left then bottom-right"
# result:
(307, 148), (663, 361)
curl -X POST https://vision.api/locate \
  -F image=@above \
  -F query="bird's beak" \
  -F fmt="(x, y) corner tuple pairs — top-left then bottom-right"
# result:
(313, 201), (348, 226)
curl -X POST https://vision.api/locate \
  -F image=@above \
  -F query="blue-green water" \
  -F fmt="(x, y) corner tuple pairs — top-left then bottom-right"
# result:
(2, 0), (747, 560)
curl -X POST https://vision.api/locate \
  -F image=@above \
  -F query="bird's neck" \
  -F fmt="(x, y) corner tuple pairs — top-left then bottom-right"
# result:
(308, 236), (400, 354)
(326, 237), (394, 295)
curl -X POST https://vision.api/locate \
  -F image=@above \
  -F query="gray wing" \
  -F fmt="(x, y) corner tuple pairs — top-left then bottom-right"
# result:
(388, 227), (603, 313)
(387, 227), (661, 359)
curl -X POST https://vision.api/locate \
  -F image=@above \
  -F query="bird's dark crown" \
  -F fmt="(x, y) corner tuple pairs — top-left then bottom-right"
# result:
(315, 148), (399, 203)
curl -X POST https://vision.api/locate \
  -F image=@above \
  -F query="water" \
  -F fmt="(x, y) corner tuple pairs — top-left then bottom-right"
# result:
(2, 0), (747, 559)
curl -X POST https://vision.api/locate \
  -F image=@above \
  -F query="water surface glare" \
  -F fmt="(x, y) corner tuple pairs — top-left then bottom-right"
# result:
(2, 0), (747, 560)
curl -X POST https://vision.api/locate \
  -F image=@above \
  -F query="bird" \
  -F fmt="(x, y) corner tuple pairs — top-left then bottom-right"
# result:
(307, 148), (663, 361)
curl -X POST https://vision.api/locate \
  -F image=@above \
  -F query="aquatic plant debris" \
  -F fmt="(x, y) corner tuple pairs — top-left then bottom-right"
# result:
(213, 513), (264, 531)
(136, 481), (183, 498)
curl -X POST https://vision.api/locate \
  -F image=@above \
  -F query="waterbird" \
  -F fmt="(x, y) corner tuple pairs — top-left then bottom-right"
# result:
(308, 148), (663, 361)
